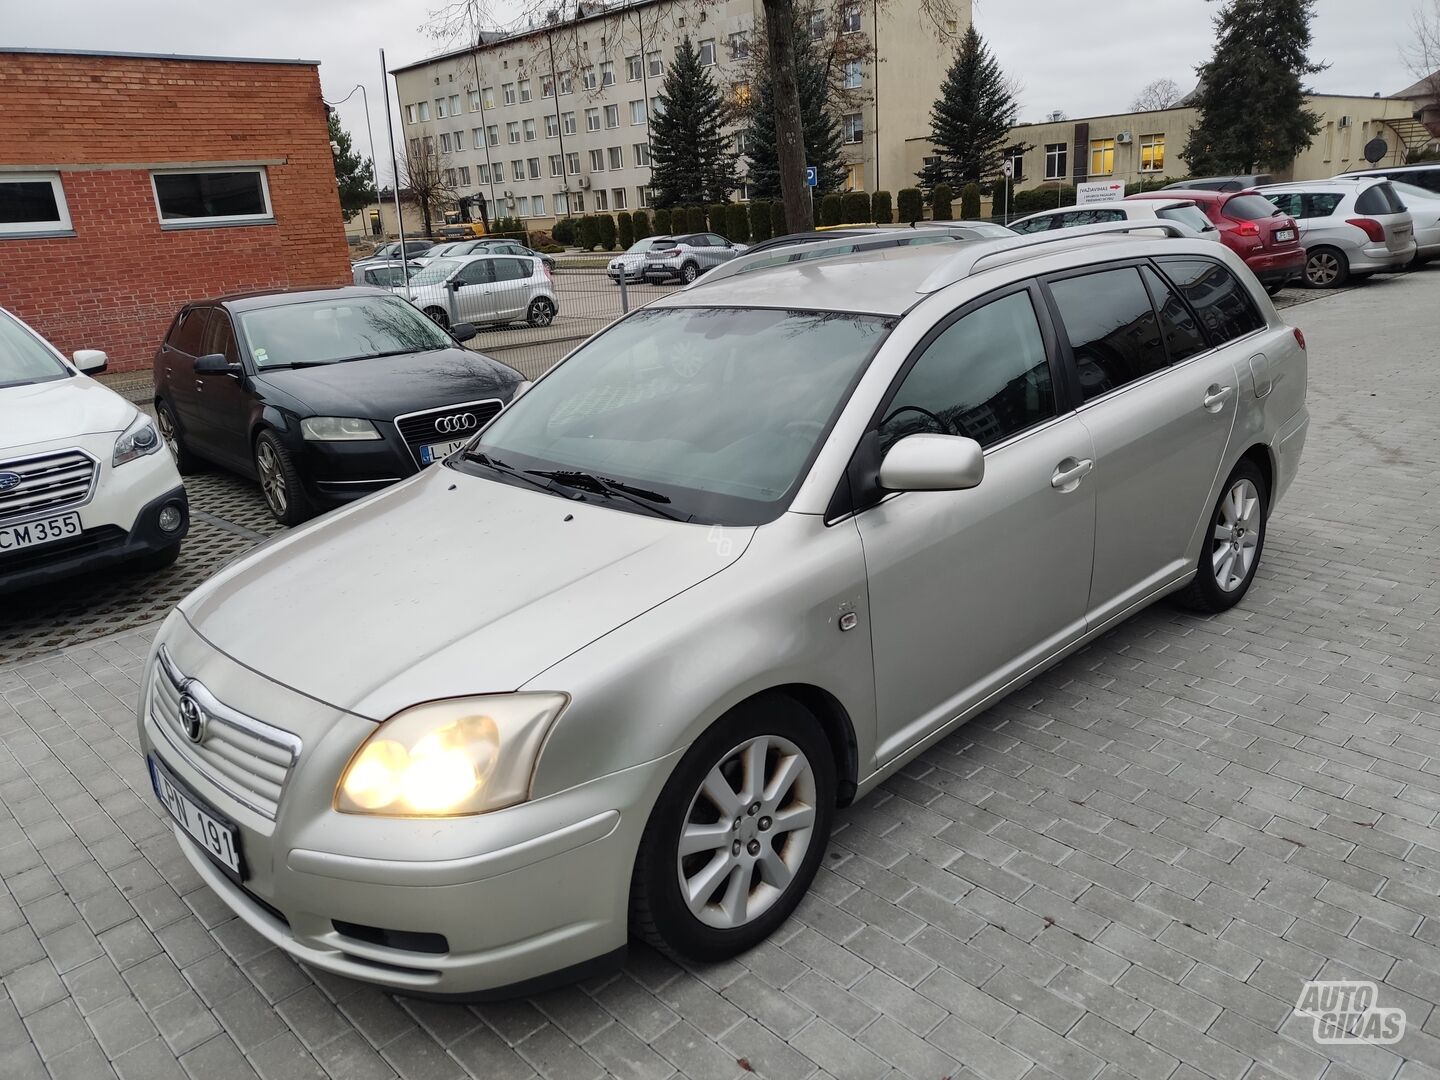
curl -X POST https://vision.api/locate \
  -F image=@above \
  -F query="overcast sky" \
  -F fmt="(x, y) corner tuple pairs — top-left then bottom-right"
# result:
(6, 0), (1425, 185)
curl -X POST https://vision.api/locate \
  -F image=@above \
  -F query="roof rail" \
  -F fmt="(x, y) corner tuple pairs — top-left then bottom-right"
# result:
(916, 219), (1190, 294)
(687, 231), (965, 290)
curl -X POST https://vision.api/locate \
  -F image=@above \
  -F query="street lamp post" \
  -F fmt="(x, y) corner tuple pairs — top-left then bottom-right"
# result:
(325, 82), (384, 228)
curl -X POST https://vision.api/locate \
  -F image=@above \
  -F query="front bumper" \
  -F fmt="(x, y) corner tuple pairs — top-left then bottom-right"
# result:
(137, 620), (679, 997)
(288, 432), (417, 506)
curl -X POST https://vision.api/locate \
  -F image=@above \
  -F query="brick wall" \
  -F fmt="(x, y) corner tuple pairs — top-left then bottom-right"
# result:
(0, 52), (351, 373)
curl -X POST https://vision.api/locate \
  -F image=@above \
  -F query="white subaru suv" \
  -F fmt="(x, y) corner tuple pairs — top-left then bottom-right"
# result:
(0, 307), (188, 593)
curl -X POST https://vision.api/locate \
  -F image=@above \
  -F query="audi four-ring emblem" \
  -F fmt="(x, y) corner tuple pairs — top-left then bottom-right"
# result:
(434, 413), (478, 434)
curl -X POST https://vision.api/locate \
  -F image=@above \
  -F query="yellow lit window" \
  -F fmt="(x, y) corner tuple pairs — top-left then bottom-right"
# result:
(845, 163), (865, 191)
(1140, 134), (1165, 172)
(1089, 139), (1115, 176)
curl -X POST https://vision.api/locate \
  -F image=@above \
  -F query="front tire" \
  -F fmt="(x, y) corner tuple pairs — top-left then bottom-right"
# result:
(631, 694), (835, 962)
(155, 399), (201, 475)
(1303, 246), (1349, 288)
(254, 430), (315, 527)
(1176, 459), (1268, 613)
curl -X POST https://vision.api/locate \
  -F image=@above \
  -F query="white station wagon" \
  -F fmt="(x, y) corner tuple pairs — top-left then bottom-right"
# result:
(140, 223), (1308, 997)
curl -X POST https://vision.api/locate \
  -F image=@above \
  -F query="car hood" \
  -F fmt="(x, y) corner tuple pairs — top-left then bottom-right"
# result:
(251, 349), (521, 421)
(0, 374), (136, 452)
(179, 465), (752, 719)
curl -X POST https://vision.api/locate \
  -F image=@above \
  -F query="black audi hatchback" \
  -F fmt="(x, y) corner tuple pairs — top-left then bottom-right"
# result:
(153, 287), (525, 524)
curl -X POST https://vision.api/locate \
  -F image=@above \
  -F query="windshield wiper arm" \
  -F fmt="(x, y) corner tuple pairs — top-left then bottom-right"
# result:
(461, 452), (584, 498)
(526, 470), (689, 521)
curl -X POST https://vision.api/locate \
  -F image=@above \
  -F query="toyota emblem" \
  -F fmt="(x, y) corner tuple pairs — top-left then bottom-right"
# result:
(434, 412), (478, 435)
(178, 692), (207, 743)
(0, 472), (21, 493)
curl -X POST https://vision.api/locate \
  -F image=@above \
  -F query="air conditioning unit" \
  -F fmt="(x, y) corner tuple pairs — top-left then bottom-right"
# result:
(1338, 115), (1353, 128)
(577, 175), (592, 188)
(1116, 131), (1133, 144)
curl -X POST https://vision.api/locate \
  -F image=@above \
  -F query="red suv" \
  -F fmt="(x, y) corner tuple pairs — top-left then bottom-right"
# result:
(1128, 190), (1305, 293)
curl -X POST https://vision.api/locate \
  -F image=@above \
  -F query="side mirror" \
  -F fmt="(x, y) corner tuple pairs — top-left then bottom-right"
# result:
(878, 434), (984, 492)
(450, 322), (479, 343)
(72, 349), (108, 373)
(448, 279), (463, 290)
(195, 353), (241, 376)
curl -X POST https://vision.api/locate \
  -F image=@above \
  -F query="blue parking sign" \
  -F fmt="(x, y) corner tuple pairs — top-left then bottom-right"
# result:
(804, 166), (818, 188)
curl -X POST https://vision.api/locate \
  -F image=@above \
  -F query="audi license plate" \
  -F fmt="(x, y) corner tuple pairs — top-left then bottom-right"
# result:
(419, 438), (469, 465)
(148, 755), (244, 877)
(0, 511), (80, 554)
(1275, 228), (1296, 243)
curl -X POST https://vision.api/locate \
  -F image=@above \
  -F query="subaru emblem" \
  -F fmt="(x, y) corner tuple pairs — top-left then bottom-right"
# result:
(0, 472), (21, 493)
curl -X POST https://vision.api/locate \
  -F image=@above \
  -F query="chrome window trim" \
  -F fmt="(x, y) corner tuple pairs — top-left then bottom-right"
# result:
(0, 447), (100, 527)
(392, 397), (506, 469)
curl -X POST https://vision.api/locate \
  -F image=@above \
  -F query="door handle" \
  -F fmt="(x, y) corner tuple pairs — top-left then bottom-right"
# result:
(1051, 458), (1094, 490)
(1202, 384), (1234, 410)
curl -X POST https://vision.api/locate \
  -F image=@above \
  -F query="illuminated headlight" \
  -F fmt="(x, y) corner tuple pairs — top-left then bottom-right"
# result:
(336, 693), (568, 816)
(300, 417), (383, 441)
(113, 413), (161, 466)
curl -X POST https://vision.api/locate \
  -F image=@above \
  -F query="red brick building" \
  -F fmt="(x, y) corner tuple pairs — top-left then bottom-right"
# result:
(0, 49), (351, 373)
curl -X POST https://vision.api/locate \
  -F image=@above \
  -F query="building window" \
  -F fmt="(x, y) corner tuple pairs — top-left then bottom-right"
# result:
(1005, 146), (1024, 181)
(468, 90), (481, 111)
(423, 135), (434, 156)
(507, 122), (521, 144)
(604, 104), (620, 128)
(732, 82), (751, 107)
(417, 101), (430, 121)
(639, 186), (653, 207)
(586, 108), (601, 131)
(843, 61), (862, 89)
(572, 192), (585, 212)
(523, 118), (537, 142)
(651, 96), (665, 118)
(647, 51), (663, 76)
(1140, 133), (1165, 173)
(533, 194), (545, 215)
(555, 191), (569, 215)
(1044, 142), (1068, 180)
(545, 114), (560, 138)
(453, 130), (465, 150)
(512, 159), (525, 180)
(698, 39), (716, 66)
(435, 97), (447, 119)
(482, 87), (495, 109)
(516, 195), (529, 216)
(406, 104), (418, 124)
(151, 169), (272, 228)
(595, 189), (608, 211)
(449, 94), (461, 115)
(503, 83), (516, 105)
(843, 112), (864, 144)
(550, 154), (564, 177)
(627, 55), (643, 81)
(559, 71), (574, 95)
(1090, 138), (1115, 176)
(728, 32), (750, 59)
(842, 5), (862, 33)
(0, 172), (72, 237)
(634, 142), (652, 166)
(477, 163), (490, 184)
(630, 99), (647, 125)
(492, 162), (504, 182)
(612, 187), (628, 209)
(566, 151), (581, 174)
(542, 75), (555, 98)
(443, 168), (456, 186)
(737, 182), (752, 202)
(810, 12), (826, 40)
(519, 80), (532, 103)
(735, 131), (751, 154)
(608, 146), (624, 169)
(600, 61), (616, 87)
(562, 111), (577, 135)
(844, 163), (864, 191)
(440, 132), (453, 153)
(590, 148), (606, 171)
(582, 66), (598, 91)
(487, 125), (500, 146)
(528, 158), (541, 180)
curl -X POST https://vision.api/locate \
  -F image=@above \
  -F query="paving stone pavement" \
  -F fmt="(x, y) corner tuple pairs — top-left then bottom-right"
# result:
(2, 268), (1439, 1080)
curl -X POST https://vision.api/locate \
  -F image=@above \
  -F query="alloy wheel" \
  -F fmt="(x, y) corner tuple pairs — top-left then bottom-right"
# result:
(256, 441), (288, 517)
(676, 734), (818, 930)
(681, 263), (699, 284)
(1306, 252), (1340, 287)
(1212, 478), (1260, 592)
(528, 298), (555, 327)
(156, 405), (179, 459)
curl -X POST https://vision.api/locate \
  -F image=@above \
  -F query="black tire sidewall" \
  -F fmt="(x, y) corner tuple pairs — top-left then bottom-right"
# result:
(1192, 460), (1269, 612)
(254, 431), (312, 527)
(1305, 247), (1348, 288)
(634, 695), (836, 961)
(156, 399), (200, 474)
(682, 263), (698, 283)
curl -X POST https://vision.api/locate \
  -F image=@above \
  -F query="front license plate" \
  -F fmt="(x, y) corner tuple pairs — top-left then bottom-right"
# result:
(1275, 228), (1295, 242)
(0, 511), (81, 554)
(149, 755), (244, 878)
(419, 438), (470, 465)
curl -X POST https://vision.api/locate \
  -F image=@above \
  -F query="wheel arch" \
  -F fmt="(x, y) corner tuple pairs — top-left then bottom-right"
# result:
(711, 683), (859, 808)
(1236, 443), (1275, 517)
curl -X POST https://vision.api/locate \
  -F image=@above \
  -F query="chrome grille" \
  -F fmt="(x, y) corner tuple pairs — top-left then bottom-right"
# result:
(150, 647), (300, 820)
(0, 449), (98, 523)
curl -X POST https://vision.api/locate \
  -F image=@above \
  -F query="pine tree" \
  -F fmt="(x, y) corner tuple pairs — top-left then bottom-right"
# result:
(328, 111), (375, 221)
(744, 6), (845, 200)
(1182, 0), (1324, 174)
(919, 26), (1017, 191)
(650, 37), (740, 207)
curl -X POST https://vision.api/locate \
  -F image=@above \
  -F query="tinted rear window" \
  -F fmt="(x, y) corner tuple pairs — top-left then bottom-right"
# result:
(1156, 258), (1264, 345)
(1048, 267), (1166, 400)
(1156, 205), (1213, 233)
(1223, 195), (1282, 221)
(1355, 182), (1405, 216)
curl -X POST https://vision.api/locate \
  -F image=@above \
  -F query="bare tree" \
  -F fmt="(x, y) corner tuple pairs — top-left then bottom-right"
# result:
(1405, 0), (1440, 143)
(1130, 77), (1184, 112)
(400, 137), (456, 236)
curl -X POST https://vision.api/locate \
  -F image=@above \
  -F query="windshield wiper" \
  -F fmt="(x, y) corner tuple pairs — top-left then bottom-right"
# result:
(461, 452), (584, 499)
(525, 470), (689, 521)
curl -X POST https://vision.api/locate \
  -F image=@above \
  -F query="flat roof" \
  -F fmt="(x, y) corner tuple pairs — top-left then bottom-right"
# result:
(1, 47), (319, 66)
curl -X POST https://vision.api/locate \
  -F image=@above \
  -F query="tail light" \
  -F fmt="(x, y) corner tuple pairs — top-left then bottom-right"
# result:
(1292, 327), (1306, 350)
(655, 248), (680, 258)
(541, 261), (552, 280)
(1346, 217), (1386, 243)
(1232, 220), (1260, 238)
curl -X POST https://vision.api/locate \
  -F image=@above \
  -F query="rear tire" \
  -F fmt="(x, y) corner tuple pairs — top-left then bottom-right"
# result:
(1303, 246), (1349, 288)
(254, 430), (315, 527)
(527, 297), (556, 327)
(155, 399), (202, 475)
(630, 694), (835, 962)
(680, 262), (700, 284)
(1264, 282), (1286, 297)
(1175, 459), (1268, 614)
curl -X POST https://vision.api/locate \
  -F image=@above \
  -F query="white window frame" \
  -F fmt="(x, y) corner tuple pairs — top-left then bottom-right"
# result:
(647, 51), (663, 77)
(0, 172), (74, 237)
(698, 39), (717, 66)
(563, 112), (577, 135)
(630, 99), (647, 125)
(633, 142), (652, 167)
(844, 60), (862, 89)
(546, 115), (560, 138)
(1044, 142), (1067, 181)
(608, 146), (624, 169)
(604, 104), (620, 129)
(150, 167), (273, 229)
(612, 187), (627, 210)
(843, 113), (864, 144)
(627, 55), (643, 81)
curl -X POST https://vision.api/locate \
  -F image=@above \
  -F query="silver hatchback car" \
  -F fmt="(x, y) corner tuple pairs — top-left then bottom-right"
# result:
(1252, 178), (1416, 287)
(138, 223), (1308, 998)
(392, 253), (558, 330)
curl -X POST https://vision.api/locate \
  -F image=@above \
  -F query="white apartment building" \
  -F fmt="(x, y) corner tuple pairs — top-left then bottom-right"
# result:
(390, 0), (965, 231)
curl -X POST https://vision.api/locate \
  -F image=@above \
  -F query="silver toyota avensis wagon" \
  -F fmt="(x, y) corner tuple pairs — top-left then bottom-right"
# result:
(139, 223), (1308, 998)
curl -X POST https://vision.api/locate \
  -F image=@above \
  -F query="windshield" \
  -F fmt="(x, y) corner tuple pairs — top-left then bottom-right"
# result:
(406, 258), (463, 286)
(459, 306), (894, 524)
(0, 310), (69, 389)
(237, 296), (454, 368)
